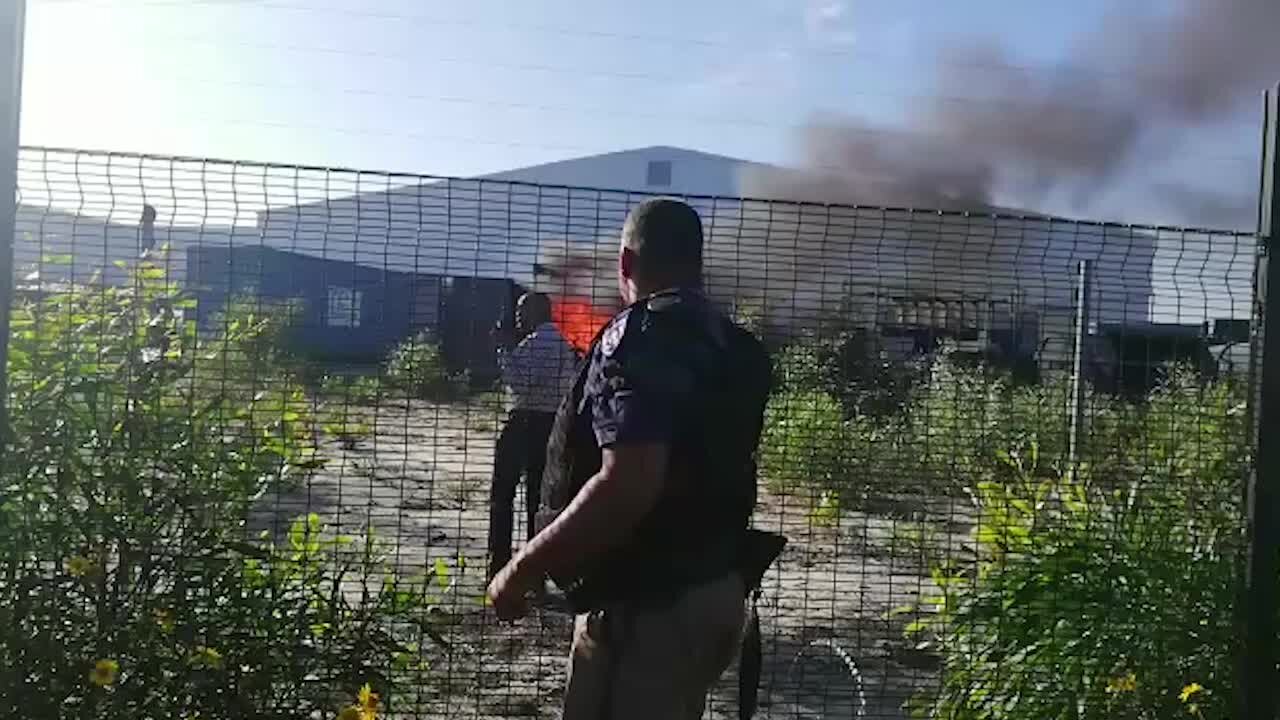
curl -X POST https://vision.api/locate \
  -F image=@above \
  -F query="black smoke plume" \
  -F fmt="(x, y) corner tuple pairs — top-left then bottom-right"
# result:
(744, 0), (1280, 228)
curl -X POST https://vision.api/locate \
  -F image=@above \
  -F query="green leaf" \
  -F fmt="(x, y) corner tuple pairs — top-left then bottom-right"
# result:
(995, 448), (1015, 469)
(288, 518), (307, 550)
(886, 604), (917, 619)
(433, 558), (450, 589)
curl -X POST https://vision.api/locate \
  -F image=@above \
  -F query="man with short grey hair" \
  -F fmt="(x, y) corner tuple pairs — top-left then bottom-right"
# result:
(487, 290), (579, 582)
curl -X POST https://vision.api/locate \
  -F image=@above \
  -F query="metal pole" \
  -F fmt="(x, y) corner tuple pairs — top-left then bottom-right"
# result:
(1241, 83), (1280, 720)
(0, 0), (25, 434)
(1066, 259), (1092, 475)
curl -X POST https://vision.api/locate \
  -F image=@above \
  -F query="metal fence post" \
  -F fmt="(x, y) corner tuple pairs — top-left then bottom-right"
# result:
(1067, 259), (1092, 476)
(1241, 83), (1280, 720)
(0, 0), (25, 433)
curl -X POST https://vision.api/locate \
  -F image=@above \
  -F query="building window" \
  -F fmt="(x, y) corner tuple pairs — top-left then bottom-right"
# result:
(327, 285), (362, 328)
(646, 160), (672, 187)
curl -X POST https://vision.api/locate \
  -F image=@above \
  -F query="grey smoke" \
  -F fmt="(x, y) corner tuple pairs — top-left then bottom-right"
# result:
(1119, 0), (1280, 120)
(744, 0), (1280, 228)
(1155, 182), (1259, 230)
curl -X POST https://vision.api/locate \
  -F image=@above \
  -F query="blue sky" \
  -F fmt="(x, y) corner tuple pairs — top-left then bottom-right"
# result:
(17, 0), (1265, 226)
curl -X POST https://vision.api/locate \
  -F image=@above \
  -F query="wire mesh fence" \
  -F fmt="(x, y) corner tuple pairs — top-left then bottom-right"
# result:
(3, 146), (1260, 719)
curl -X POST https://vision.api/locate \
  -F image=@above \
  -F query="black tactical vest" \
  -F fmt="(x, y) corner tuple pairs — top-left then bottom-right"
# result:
(534, 289), (773, 611)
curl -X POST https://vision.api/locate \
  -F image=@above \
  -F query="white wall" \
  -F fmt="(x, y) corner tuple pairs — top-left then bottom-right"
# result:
(254, 186), (1173, 332)
(248, 147), (1253, 333)
(478, 145), (757, 198)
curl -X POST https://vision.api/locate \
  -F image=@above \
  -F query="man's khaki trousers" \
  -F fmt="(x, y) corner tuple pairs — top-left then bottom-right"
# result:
(560, 573), (747, 720)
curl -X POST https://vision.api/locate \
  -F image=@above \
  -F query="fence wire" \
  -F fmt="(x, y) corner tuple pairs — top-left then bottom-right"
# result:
(3, 146), (1260, 719)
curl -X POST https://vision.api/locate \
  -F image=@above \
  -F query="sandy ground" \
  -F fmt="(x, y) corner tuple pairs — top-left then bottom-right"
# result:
(249, 395), (973, 719)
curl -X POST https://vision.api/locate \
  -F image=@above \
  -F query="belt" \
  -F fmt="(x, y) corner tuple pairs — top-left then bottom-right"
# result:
(565, 540), (742, 614)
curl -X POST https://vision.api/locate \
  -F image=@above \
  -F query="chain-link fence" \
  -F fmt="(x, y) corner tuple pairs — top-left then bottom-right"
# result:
(2, 146), (1260, 719)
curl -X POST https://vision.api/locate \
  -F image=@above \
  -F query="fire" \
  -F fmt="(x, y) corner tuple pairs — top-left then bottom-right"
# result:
(551, 296), (615, 352)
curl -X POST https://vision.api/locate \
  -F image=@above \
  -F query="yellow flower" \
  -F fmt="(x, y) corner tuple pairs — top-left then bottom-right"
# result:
(1106, 671), (1138, 694)
(190, 646), (224, 670)
(88, 658), (119, 687)
(1180, 683), (1205, 703)
(66, 555), (93, 578)
(357, 683), (380, 719)
(336, 706), (362, 720)
(153, 609), (175, 634)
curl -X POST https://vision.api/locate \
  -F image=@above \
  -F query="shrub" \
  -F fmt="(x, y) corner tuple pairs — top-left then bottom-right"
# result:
(906, 371), (1248, 720)
(773, 341), (832, 394)
(759, 388), (852, 494)
(891, 350), (1128, 494)
(901, 351), (1013, 484)
(764, 335), (1247, 718)
(323, 416), (374, 450)
(319, 373), (382, 406)
(773, 331), (920, 418)
(766, 341), (1086, 499)
(204, 294), (307, 369)
(384, 331), (468, 401)
(0, 257), (455, 718)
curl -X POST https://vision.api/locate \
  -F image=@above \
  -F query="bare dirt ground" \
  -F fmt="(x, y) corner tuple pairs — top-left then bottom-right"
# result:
(250, 396), (973, 719)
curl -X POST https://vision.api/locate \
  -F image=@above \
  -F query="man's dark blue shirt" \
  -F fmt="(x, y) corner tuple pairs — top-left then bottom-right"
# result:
(583, 287), (721, 451)
(534, 283), (772, 611)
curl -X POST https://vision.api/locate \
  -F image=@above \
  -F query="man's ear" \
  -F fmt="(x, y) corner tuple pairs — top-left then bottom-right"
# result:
(619, 246), (638, 280)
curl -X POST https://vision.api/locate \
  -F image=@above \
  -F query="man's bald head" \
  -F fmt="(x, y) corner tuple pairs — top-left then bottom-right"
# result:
(618, 197), (704, 301)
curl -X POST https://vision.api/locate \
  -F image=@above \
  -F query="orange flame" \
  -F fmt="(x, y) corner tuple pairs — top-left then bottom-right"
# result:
(551, 296), (614, 352)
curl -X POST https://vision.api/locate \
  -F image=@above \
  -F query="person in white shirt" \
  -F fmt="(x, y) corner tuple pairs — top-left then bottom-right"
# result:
(487, 291), (581, 581)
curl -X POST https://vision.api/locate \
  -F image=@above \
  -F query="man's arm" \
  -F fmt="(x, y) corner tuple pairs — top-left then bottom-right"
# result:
(492, 312), (695, 605)
(508, 442), (668, 581)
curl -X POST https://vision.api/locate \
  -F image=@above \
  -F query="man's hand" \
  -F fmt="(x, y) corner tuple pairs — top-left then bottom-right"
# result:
(486, 559), (538, 621)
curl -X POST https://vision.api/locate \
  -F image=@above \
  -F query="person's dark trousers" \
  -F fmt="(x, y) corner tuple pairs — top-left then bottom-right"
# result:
(488, 408), (556, 579)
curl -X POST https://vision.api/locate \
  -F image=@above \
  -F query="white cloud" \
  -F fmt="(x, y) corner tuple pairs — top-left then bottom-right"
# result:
(803, 0), (857, 47)
(816, 1), (846, 21)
